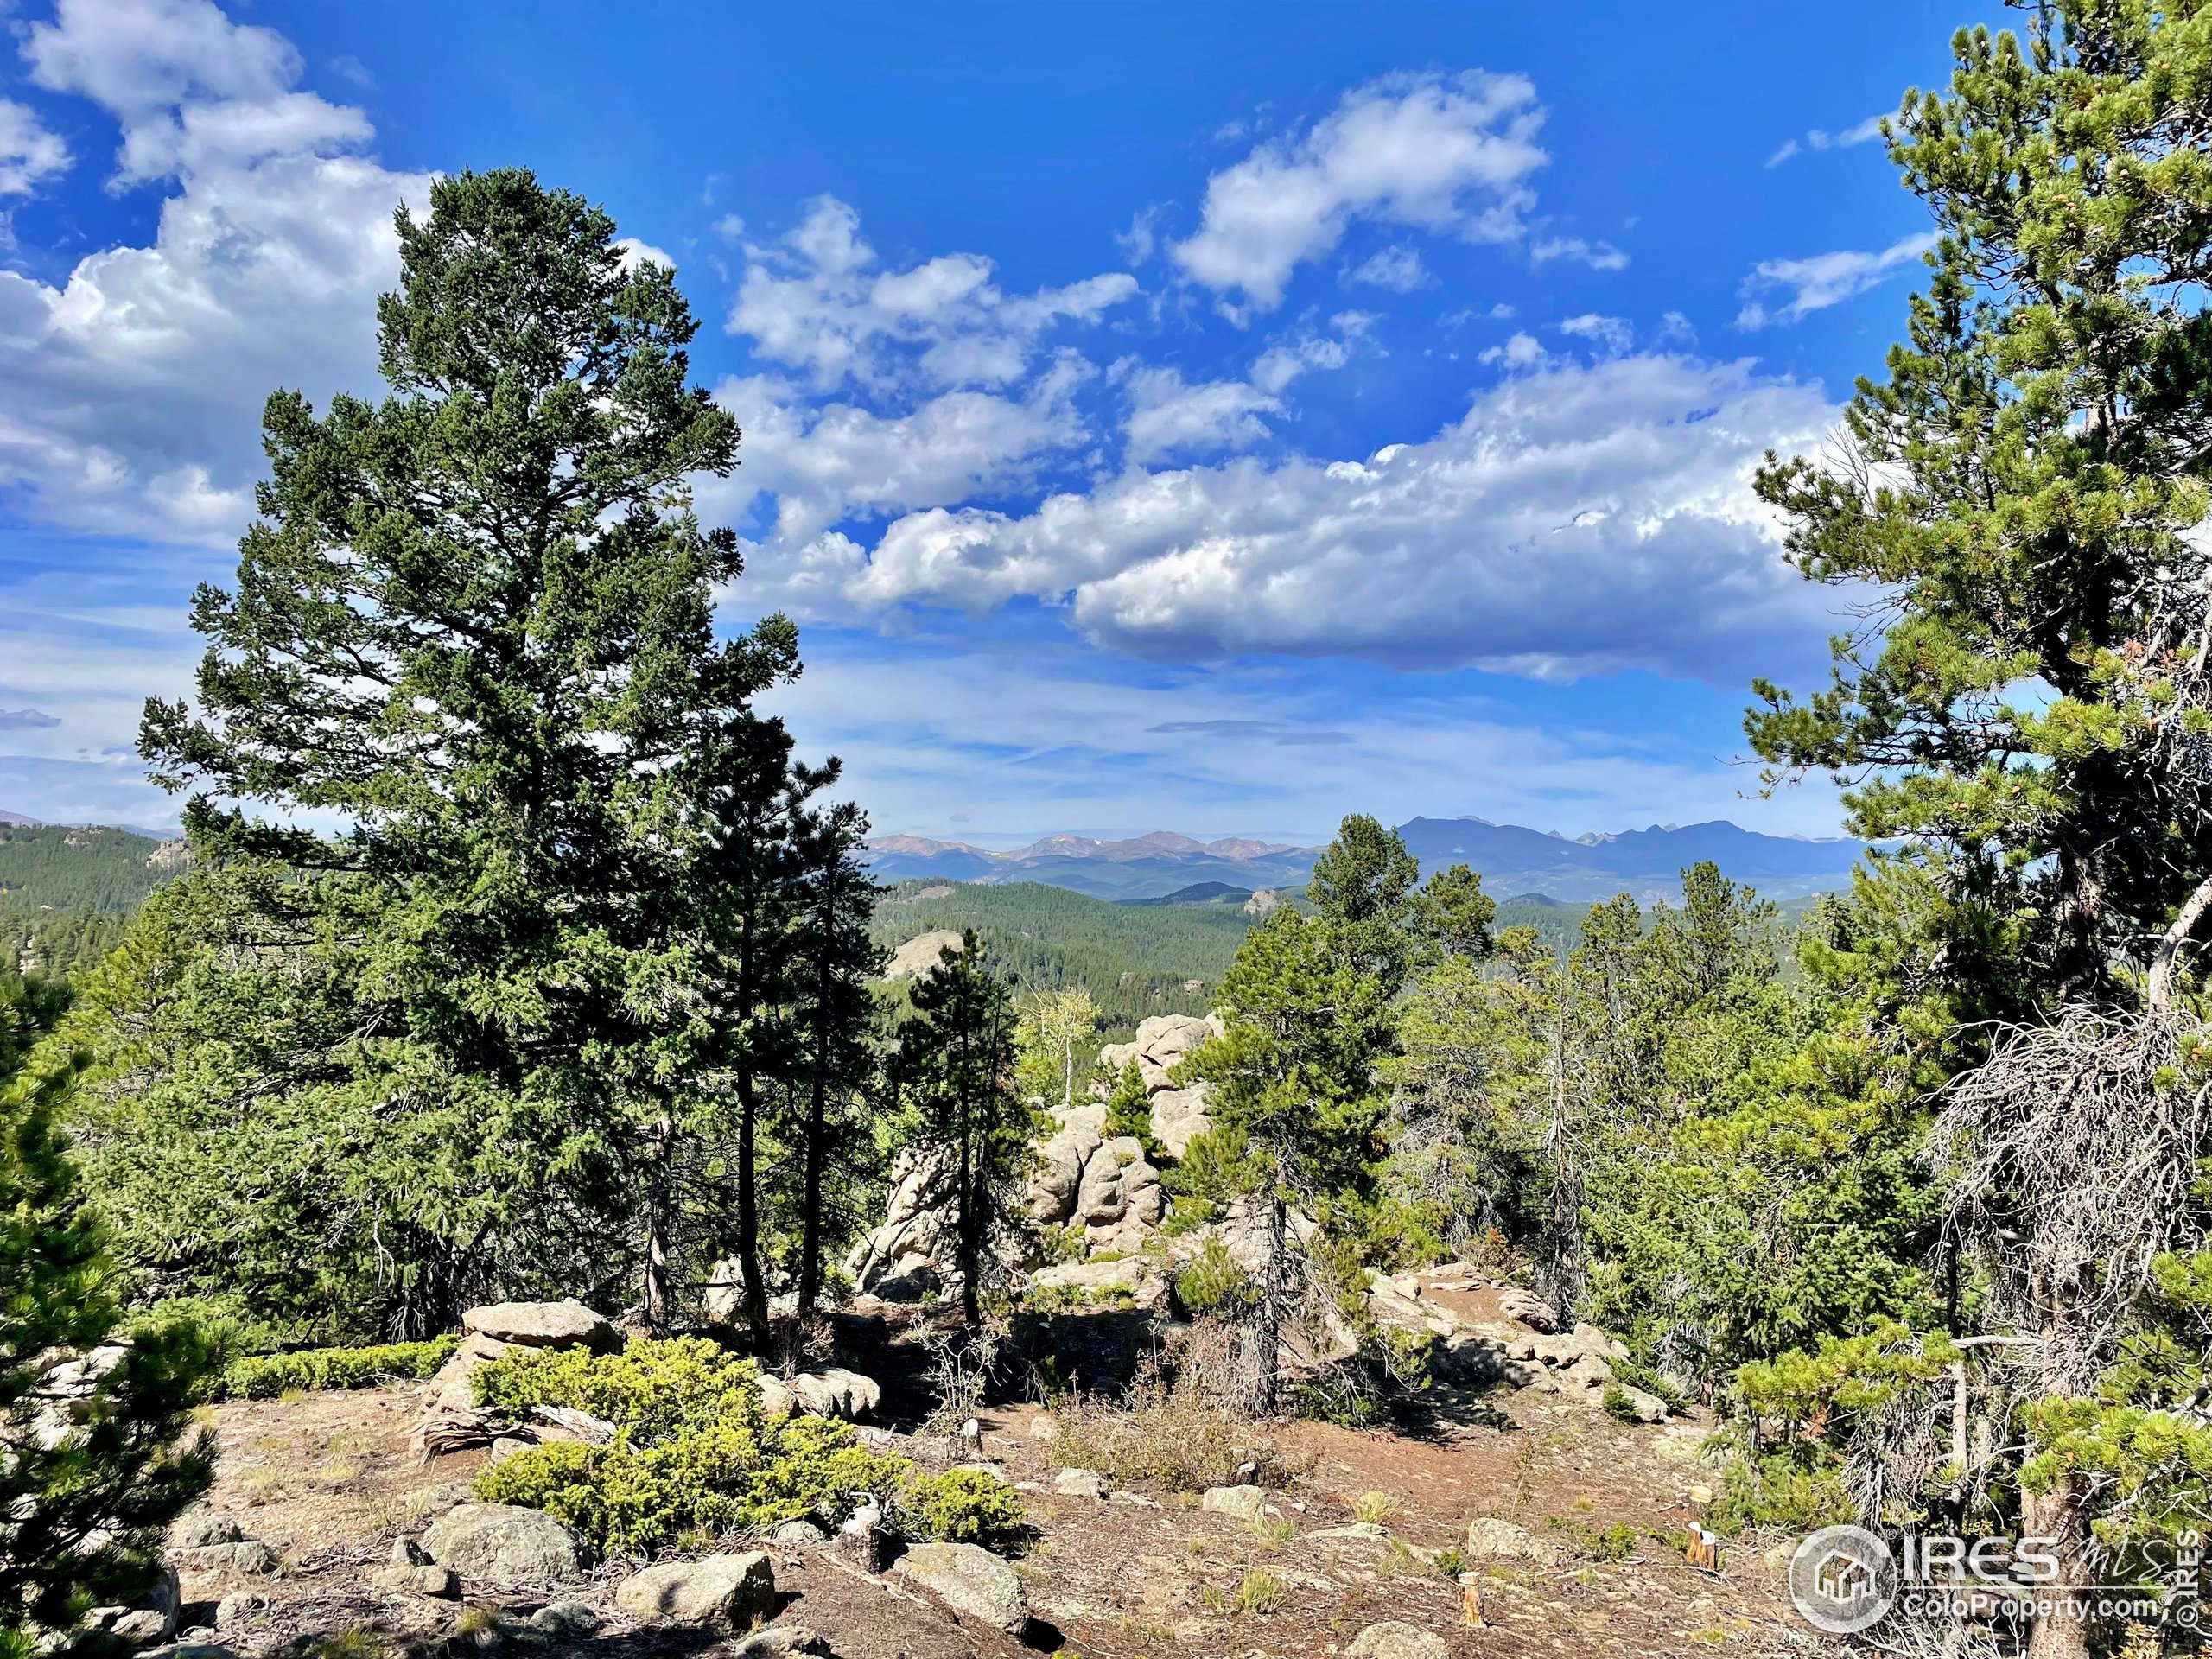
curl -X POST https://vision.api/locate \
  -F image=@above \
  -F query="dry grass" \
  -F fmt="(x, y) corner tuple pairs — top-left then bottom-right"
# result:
(1351, 1490), (1401, 1524)
(1047, 1384), (1284, 1494)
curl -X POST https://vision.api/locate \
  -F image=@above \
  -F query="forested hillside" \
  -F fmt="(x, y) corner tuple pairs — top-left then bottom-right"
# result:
(0, 823), (176, 912)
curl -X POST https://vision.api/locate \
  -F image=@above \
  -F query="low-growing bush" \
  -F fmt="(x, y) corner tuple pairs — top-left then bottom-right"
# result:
(1601, 1382), (1640, 1423)
(1613, 1356), (1690, 1414)
(220, 1335), (461, 1401)
(1171, 1236), (1250, 1318)
(1544, 1515), (1641, 1561)
(897, 1468), (1027, 1545)
(1048, 1384), (1281, 1493)
(469, 1338), (906, 1556)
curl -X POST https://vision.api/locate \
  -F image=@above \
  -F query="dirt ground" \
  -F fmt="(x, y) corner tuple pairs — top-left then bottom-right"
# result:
(179, 1317), (1829, 1659)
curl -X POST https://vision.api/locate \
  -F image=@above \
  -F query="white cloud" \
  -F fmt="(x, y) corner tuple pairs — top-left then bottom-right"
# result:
(1170, 70), (1545, 314)
(0, 0), (429, 542)
(728, 195), (1137, 390)
(706, 359), (1094, 552)
(1530, 235), (1628, 271)
(1559, 313), (1631, 355)
(1478, 331), (1547, 369)
(1767, 112), (1888, 168)
(1737, 231), (1935, 327)
(811, 353), (1843, 683)
(1117, 363), (1280, 463)
(614, 235), (675, 271)
(0, 99), (70, 195)
(1348, 244), (1429, 291)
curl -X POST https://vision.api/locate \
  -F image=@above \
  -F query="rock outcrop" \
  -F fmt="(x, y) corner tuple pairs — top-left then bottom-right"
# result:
(1096, 1014), (1223, 1159)
(844, 1147), (956, 1299)
(613, 1553), (776, 1627)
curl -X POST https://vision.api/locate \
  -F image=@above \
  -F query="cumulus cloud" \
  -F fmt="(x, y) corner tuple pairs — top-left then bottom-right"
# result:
(1170, 70), (1545, 314)
(1737, 231), (1935, 327)
(0, 0), (430, 542)
(728, 196), (1137, 390)
(1117, 364), (1280, 463)
(705, 357), (1094, 554)
(0, 707), (61, 729)
(809, 353), (1842, 683)
(0, 99), (70, 195)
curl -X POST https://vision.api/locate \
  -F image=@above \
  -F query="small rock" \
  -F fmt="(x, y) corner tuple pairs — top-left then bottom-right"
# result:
(213, 1592), (267, 1633)
(1688, 1484), (1715, 1505)
(369, 1563), (461, 1599)
(1618, 1386), (1669, 1424)
(526, 1602), (601, 1637)
(756, 1374), (797, 1418)
(613, 1552), (777, 1627)
(731, 1630), (830, 1658)
(1311, 1522), (1389, 1542)
(108, 1608), (175, 1644)
(1348, 1619), (1452, 1659)
(461, 1299), (618, 1351)
(170, 1515), (245, 1551)
(891, 1541), (1027, 1634)
(1464, 1517), (1555, 1561)
(1109, 1490), (1160, 1509)
(1027, 1414), (1057, 1442)
(422, 1504), (582, 1584)
(1560, 1352), (1614, 1389)
(487, 1435), (533, 1465)
(1199, 1484), (1268, 1522)
(1052, 1467), (1108, 1500)
(174, 1541), (277, 1576)
(772, 1518), (829, 1548)
(1496, 1286), (1558, 1333)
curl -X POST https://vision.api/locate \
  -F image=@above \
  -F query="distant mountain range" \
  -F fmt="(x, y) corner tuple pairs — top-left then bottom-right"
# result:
(867, 817), (1872, 903)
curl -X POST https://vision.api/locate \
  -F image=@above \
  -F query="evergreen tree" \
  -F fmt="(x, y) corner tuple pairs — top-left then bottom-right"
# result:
(111, 168), (799, 1335)
(787, 802), (886, 1328)
(899, 931), (1029, 1329)
(1748, 10), (2212, 1649)
(1199, 906), (1395, 1412)
(2, 1012), (213, 1656)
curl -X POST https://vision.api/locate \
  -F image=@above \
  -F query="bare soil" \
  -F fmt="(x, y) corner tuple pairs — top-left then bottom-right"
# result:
(181, 1315), (1823, 1659)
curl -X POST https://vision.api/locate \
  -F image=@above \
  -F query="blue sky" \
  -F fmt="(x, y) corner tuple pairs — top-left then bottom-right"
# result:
(0, 0), (1993, 842)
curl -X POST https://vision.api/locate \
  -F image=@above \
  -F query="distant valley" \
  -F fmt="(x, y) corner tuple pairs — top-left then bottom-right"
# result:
(866, 815), (1872, 903)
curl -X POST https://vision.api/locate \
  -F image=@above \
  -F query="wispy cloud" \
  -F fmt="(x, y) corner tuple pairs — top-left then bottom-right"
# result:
(1737, 232), (1935, 327)
(1766, 111), (1886, 168)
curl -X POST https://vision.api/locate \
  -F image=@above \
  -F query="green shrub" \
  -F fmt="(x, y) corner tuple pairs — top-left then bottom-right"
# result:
(1545, 1516), (1640, 1561)
(1172, 1236), (1250, 1318)
(1707, 1448), (1855, 1537)
(468, 1338), (906, 1556)
(897, 1469), (1027, 1545)
(220, 1335), (461, 1401)
(1601, 1383), (1639, 1423)
(1612, 1356), (1690, 1414)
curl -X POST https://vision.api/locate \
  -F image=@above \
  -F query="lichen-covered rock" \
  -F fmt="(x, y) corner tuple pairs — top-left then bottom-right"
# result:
(1199, 1484), (1268, 1522)
(527, 1603), (601, 1637)
(1464, 1517), (1555, 1560)
(614, 1552), (776, 1627)
(368, 1563), (460, 1598)
(788, 1368), (880, 1421)
(461, 1299), (616, 1351)
(1348, 1620), (1451, 1659)
(891, 1541), (1027, 1633)
(422, 1503), (582, 1583)
(1032, 1255), (1142, 1295)
(1053, 1467), (1109, 1499)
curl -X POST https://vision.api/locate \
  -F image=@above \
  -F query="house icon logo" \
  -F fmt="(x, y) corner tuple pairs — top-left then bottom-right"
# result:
(1789, 1525), (1897, 1634)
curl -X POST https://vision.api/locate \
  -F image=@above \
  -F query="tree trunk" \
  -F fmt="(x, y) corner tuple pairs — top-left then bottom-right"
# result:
(958, 1123), (981, 1329)
(2024, 1269), (2088, 1659)
(796, 947), (830, 1325)
(1255, 1191), (1287, 1415)
(735, 1071), (771, 1346)
(643, 1114), (674, 1332)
